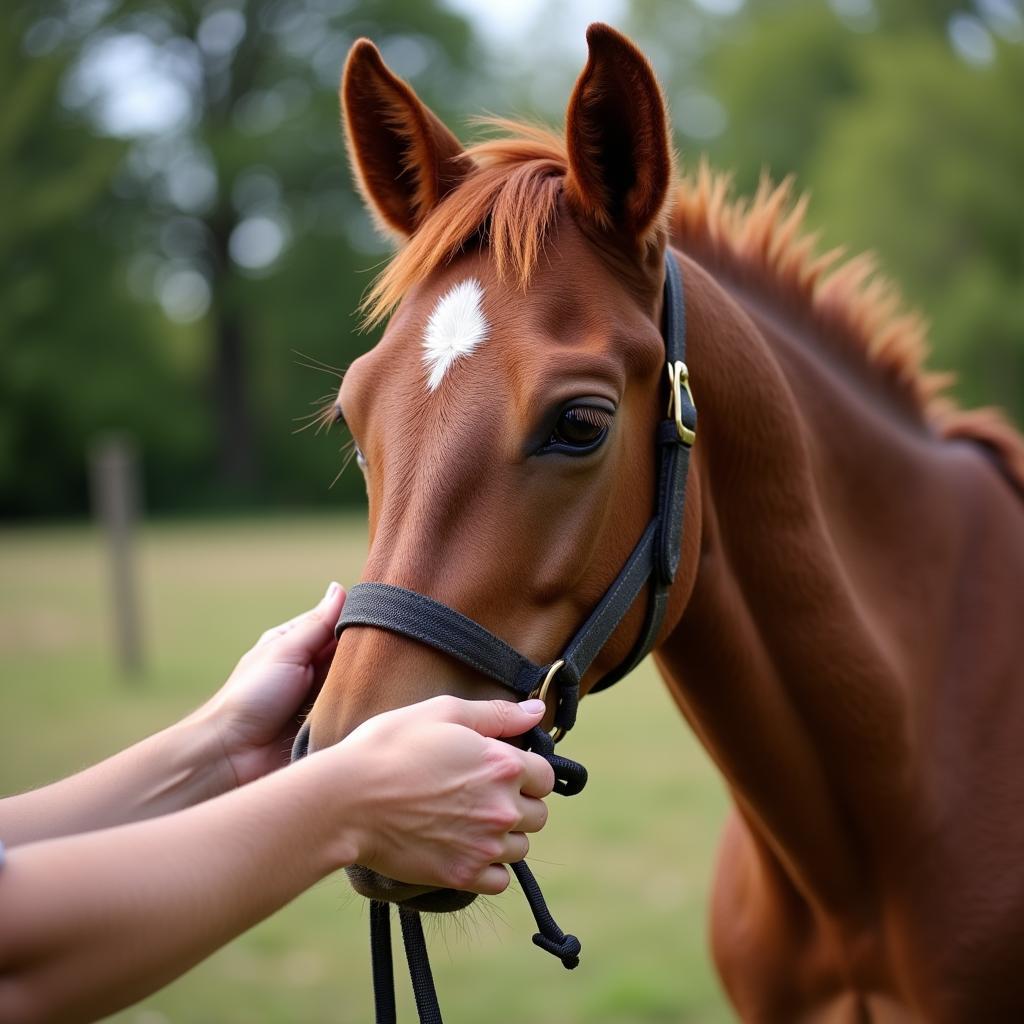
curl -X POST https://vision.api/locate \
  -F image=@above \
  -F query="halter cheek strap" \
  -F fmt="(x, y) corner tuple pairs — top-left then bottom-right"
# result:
(335, 251), (696, 1024)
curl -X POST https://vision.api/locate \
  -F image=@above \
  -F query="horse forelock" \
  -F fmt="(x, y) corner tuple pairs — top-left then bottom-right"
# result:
(360, 120), (568, 329)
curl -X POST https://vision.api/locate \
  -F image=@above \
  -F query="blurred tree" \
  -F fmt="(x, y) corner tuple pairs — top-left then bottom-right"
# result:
(3, 0), (479, 517)
(703, 4), (858, 190)
(6, 0), (1021, 516)
(810, 31), (1024, 417)
(0, 4), (192, 517)
(73, 0), (479, 501)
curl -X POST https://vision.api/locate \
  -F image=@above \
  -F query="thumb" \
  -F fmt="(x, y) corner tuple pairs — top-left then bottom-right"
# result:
(442, 697), (547, 738)
(272, 582), (346, 661)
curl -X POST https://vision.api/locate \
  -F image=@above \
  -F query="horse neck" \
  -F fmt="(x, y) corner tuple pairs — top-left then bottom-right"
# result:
(655, 252), (965, 918)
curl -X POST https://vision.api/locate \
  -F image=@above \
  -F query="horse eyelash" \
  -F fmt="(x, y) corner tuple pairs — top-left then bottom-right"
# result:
(566, 406), (613, 427)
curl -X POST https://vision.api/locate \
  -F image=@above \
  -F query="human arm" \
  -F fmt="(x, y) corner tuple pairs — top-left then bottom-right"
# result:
(0, 696), (553, 1024)
(0, 584), (347, 846)
(0, 714), (232, 848)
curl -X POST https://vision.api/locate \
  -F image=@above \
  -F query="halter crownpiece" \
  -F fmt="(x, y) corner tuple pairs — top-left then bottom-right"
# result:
(337, 250), (696, 1023)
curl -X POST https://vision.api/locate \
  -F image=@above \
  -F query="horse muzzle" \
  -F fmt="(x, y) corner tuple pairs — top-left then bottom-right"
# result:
(346, 865), (478, 913)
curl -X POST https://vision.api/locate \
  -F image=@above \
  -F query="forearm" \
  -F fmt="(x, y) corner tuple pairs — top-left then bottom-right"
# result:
(0, 711), (232, 845)
(0, 754), (353, 1024)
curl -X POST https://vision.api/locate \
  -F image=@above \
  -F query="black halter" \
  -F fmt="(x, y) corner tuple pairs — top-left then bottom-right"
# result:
(337, 251), (696, 1022)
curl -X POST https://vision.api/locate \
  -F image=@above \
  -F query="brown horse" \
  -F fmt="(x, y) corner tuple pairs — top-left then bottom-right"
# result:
(304, 23), (1024, 1022)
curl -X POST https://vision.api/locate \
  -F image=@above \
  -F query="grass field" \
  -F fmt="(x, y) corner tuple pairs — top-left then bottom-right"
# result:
(0, 515), (733, 1023)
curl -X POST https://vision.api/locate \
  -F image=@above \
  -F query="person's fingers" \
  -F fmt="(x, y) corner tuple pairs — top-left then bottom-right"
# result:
(256, 612), (301, 647)
(498, 831), (530, 863)
(256, 606), (323, 647)
(515, 795), (548, 834)
(256, 624), (287, 648)
(426, 696), (546, 738)
(267, 583), (346, 661)
(256, 583), (345, 648)
(519, 750), (556, 799)
(468, 863), (512, 896)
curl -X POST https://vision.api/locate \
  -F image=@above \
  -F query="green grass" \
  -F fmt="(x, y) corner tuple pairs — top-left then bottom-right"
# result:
(0, 515), (733, 1023)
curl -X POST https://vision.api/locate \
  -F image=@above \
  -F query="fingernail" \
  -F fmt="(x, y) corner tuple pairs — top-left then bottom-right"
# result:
(322, 581), (340, 602)
(520, 699), (546, 715)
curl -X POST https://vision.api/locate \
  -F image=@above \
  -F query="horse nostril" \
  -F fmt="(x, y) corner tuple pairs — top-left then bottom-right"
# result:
(291, 720), (312, 762)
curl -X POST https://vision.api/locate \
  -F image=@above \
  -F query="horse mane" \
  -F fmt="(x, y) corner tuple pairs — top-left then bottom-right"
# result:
(362, 118), (1024, 491)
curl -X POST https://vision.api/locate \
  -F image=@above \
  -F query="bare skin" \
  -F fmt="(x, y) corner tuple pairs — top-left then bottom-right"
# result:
(0, 585), (554, 1024)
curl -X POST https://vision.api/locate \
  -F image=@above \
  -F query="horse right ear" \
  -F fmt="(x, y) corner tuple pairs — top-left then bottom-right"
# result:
(342, 40), (474, 238)
(564, 24), (672, 245)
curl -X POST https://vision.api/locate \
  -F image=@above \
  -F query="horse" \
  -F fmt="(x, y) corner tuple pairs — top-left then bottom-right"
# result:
(300, 23), (1024, 1022)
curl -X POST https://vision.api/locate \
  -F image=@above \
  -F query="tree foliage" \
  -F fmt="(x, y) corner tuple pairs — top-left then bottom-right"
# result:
(3, 0), (1022, 517)
(809, 31), (1024, 414)
(2, 0), (478, 516)
(0, 5), (183, 516)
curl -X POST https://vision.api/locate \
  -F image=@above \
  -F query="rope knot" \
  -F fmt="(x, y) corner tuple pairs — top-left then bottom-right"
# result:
(531, 931), (581, 970)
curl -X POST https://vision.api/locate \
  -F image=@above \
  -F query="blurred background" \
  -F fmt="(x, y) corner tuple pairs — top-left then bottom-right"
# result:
(1, 0), (1021, 1021)
(3, 0), (1022, 519)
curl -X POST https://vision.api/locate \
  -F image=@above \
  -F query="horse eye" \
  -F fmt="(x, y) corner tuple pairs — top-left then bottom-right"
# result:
(545, 406), (613, 453)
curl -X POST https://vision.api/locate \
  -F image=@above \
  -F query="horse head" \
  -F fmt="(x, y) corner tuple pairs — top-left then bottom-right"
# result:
(297, 24), (701, 913)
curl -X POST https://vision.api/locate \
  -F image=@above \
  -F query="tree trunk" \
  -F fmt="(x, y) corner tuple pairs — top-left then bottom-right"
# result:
(208, 208), (258, 492)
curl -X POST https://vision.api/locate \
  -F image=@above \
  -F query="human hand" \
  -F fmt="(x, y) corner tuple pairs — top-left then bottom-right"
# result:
(321, 696), (555, 895)
(201, 582), (346, 788)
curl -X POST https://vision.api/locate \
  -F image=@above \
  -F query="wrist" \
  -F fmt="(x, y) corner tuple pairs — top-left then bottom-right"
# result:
(167, 706), (238, 802)
(290, 747), (363, 874)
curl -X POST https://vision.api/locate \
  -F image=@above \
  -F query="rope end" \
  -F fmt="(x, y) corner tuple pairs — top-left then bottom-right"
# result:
(531, 931), (582, 970)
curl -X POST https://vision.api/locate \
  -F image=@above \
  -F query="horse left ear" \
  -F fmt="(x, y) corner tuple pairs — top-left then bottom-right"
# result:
(342, 39), (474, 238)
(564, 24), (673, 245)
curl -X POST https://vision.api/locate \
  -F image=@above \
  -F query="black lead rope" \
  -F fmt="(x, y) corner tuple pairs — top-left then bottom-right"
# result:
(370, 736), (587, 1024)
(371, 901), (445, 1024)
(371, 886), (572, 1024)
(398, 908), (443, 1024)
(509, 859), (582, 968)
(370, 900), (397, 1022)
(343, 251), (695, 1023)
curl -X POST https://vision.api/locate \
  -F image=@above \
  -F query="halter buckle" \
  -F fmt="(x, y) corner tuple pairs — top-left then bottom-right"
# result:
(530, 659), (567, 743)
(666, 360), (696, 447)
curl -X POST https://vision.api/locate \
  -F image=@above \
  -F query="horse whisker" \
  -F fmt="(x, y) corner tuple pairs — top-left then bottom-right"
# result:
(292, 392), (344, 436)
(328, 441), (358, 489)
(292, 349), (348, 377)
(291, 406), (338, 436)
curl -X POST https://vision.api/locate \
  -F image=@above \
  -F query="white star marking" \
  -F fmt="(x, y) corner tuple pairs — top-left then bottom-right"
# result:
(421, 279), (489, 392)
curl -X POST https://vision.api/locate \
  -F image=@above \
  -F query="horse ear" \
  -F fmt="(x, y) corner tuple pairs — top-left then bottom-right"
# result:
(564, 24), (672, 243)
(342, 39), (474, 238)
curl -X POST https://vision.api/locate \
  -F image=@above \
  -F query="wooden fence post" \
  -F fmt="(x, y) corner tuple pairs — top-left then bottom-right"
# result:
(89, 435), (144, 678)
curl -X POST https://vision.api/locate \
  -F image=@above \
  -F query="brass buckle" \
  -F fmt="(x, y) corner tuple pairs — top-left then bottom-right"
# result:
(529, 659), (566, 743)
(666, 360), (696, 447)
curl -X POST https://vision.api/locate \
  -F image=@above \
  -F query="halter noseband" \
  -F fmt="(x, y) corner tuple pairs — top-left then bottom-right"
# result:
(336, 250), (696, 1022)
